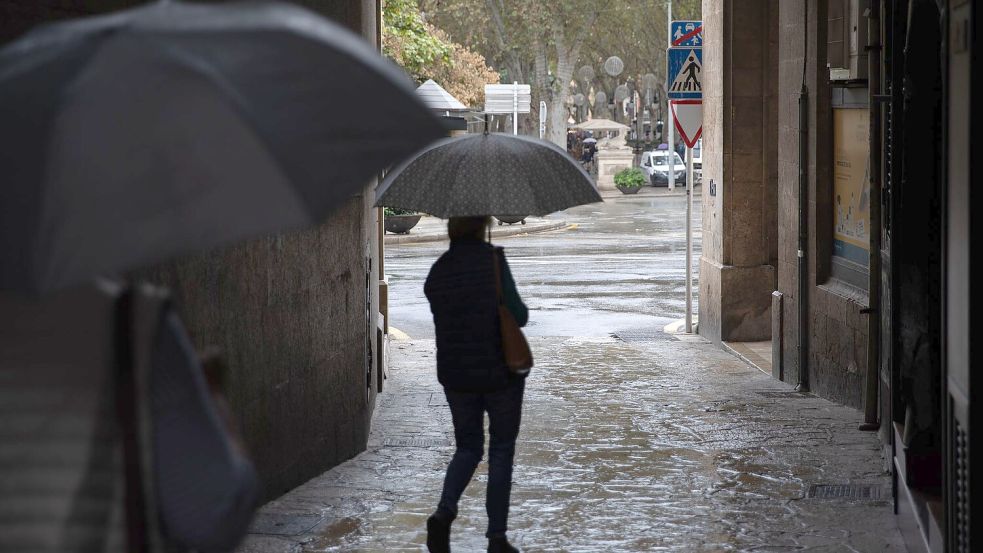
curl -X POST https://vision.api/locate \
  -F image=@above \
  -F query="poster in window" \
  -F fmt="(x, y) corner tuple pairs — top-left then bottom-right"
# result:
(832, 108), (870, 266)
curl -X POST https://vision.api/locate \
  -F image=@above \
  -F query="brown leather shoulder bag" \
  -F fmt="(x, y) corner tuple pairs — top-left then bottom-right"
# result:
(492, 249), (533, 375)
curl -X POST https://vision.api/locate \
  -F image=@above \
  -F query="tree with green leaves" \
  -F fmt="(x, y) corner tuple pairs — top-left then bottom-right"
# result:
(421, 0), (700, 146)
(383, 0), (498, 108)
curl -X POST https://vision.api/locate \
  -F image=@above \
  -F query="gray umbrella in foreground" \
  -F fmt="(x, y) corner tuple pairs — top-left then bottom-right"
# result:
(0, 1), (446, 294)
(375, 133), (602, 218)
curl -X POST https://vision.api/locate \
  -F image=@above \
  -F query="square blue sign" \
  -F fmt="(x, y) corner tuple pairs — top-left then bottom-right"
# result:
(671, 21), (703, 47)
(667, 47), (703, 99)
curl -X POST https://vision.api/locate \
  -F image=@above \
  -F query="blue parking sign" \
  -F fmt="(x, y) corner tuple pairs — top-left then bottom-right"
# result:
(671, 21), (703, 47)
(667, 47), (703, 99)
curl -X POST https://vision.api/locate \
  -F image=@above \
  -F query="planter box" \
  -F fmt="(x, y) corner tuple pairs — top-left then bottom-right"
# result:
(616, 184), (642, 194)
(384, 214), (422, 234)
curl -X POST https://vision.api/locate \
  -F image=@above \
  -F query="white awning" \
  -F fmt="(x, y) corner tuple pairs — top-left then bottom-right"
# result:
(415, 79), (467, 111)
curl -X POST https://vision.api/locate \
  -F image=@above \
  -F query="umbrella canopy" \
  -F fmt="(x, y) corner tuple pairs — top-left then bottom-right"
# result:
(0, 1), (446, 294)
(416, 79), (467, 111)
(571, 118), (630, 132)
(375, 133), (602, 218)
(582, 137), (597, 143)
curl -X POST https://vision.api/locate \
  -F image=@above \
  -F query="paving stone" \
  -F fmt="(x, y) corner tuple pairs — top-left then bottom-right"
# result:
(236, 336), (905, 552)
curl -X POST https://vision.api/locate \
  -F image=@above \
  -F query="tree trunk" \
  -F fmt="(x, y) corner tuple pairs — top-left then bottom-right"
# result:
(547, 36), (578, 147)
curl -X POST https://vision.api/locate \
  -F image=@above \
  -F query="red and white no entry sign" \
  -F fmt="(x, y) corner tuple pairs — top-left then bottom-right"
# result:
(670, 100), (703, 148)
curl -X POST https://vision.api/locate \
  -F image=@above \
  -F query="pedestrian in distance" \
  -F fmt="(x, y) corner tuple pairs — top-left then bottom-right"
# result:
(423, 216), (529, 553)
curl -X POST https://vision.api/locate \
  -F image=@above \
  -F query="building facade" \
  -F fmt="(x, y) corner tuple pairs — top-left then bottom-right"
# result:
(0, 0), (388, 503)
(700, 0), (980, 550)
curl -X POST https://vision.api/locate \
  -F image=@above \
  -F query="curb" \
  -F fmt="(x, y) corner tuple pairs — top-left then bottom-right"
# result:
(600, 184), (701, 199)
(721, 341), (771, 376)
(385, 220), (571, 245)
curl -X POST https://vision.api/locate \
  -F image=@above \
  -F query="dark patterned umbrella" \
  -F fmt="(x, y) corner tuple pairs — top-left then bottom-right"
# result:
(374, 133), (602, 218)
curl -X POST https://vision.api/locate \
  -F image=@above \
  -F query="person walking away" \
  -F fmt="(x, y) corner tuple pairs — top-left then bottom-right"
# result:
(423, 216), (529, 553)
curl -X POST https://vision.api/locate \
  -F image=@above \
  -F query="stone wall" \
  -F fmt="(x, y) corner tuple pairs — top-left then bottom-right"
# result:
(776, 0), (866, 408)
(698, 0), (778, 343)
(698, 0), (869, 408)
(1, 0), (384, 501)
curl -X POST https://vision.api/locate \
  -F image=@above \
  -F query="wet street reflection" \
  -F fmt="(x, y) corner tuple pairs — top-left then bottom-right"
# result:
(238, 193), (903, 552)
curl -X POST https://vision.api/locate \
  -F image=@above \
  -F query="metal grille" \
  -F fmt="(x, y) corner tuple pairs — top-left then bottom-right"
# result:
(382, 437), (451, 448)
(806, 484), (883, 500)
(610, 329), (675, 343)
(883, 79), (895, 234)
(756, 390), (812, 399)
(954, 418), (970, 553)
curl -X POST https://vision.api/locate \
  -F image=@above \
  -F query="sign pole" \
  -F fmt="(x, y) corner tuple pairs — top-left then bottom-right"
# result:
(685, 144), (693, 333)
(666, 1), (675, 190)
(539, 100), (547, 139)
(513, 81), (519, 135)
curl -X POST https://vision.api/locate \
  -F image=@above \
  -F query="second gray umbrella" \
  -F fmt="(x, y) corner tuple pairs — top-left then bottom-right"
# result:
(375, 133), (602, 218)
(0, 1), (446, 294)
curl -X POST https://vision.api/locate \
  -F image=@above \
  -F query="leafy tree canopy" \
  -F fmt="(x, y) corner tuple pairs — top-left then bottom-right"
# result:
(383, 0), (499, 108)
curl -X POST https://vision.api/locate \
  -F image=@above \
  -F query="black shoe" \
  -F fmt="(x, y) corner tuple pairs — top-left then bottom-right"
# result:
(487, 536), (519, 553)
(426, 514), (451, 553)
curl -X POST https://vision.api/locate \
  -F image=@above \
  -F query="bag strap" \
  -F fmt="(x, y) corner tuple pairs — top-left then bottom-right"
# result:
(115, 288), (149, 553)
(492, 248), (505, 305)
(115, 284), (170, 553)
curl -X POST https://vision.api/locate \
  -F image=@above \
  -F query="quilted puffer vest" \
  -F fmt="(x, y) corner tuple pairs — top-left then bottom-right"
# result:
(424, 240), (509, 393)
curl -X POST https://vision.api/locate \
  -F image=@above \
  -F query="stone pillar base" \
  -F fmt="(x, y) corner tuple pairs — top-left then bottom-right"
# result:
(595, 149), (635, 190)
(699, 257), (775, 343)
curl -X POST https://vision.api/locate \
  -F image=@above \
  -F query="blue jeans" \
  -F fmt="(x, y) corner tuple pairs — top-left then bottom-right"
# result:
(437, 379), (525, 538)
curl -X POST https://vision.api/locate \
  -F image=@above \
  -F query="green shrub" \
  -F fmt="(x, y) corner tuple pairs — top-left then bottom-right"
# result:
(614, 167), (646, 188)
(384, 207), (418, 216)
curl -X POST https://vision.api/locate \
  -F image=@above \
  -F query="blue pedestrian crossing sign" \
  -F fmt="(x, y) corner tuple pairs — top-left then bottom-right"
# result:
(667, 47), (703, 99)
(671, 20), (703, 47)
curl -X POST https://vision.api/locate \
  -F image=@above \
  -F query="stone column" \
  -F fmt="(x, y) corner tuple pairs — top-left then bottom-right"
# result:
(699, 0), (779, 343)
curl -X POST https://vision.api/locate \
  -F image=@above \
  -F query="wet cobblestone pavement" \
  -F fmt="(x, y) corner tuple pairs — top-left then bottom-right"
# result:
(237, 197), (903, 552)
(238, 334), (904, 552)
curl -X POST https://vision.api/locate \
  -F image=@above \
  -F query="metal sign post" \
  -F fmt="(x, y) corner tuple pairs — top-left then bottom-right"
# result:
(666, 2), (675, 190)
(685, 144), (694, 333)
(668, 20), (703, 334)
(539, 100), (547, 139)
(512, 81), (519, 135)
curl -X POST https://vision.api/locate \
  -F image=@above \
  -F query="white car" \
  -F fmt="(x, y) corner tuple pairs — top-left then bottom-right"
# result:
(639, 150), (686, 186)
(692, 139), (703, 182)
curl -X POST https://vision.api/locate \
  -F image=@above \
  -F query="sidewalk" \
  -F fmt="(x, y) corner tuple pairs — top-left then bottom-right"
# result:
(237, 332), (904, 552)
(384, 216), (570, 245)
(599, 183), (700, 199)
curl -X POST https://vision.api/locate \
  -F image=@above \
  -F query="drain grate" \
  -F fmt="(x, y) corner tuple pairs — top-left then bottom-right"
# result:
(807, 484), (883, 500)
(382, 437), (451, 448)
(756, 390), (812, 399)
(610, 329), (675, 343)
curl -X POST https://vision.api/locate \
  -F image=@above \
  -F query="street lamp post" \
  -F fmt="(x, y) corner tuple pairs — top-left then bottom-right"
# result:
(665, 0), (676, 191)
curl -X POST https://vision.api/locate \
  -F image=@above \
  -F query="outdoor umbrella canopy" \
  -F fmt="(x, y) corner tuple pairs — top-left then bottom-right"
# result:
(570, 118), (630, 132)
(0, 0), (446, 294)
(375, 133), (602, 218)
